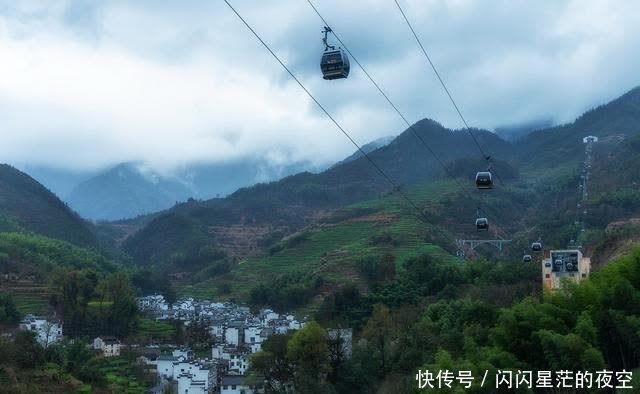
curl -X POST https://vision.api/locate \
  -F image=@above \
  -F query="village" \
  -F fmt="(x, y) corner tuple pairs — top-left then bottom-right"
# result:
(18, 295), (353, 394)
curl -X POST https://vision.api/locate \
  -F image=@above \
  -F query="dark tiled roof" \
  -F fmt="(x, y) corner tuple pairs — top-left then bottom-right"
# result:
(221, 375), (245, 385)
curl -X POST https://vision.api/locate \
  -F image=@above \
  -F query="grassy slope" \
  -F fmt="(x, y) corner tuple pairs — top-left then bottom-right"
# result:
(177, 146), (625, 306)
(0, 232), (119, 315)
(179, 180), (466, 302)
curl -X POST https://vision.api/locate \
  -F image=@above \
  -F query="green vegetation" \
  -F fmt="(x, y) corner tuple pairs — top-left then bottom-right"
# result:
(0, 333), (151, 394)
(0, 232), (121, 316)
(0, 164), (98, 248)
(3, 87), (640, 392)
(50, 270), (138, 338)
(249, 247), (640, 393)
(0, 232), (117, 279)
(0, 293), (21, 326)
(133, 318), (176, 343)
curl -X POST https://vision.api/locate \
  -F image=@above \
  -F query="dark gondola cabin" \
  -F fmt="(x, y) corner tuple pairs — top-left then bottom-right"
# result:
(522, 254), (532, 263)
(321, 49), (350, 80)
(476, 218), (489, 231)
(475, 171), (493, 189)
(531, 242), (543, 252)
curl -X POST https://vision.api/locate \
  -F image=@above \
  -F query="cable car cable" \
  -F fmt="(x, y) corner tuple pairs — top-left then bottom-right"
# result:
(393, 0), (505, 186)
(223, 0), (447, 237)
(306, 0), (510, 239)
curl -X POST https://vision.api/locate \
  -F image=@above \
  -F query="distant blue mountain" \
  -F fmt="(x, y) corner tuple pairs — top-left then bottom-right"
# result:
(66, 163), (194, 221)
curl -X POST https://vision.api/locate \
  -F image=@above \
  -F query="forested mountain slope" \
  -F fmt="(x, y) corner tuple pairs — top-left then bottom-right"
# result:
(0, 164), (98, 248)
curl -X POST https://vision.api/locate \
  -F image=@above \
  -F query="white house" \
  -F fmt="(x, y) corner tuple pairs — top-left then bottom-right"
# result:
(244, 326), (261, 345)
(225, 326), (242, 346)
(93, 336), (122, 357)
(249, 342), (262, 353)
(155, 355), (180, 378)
(260, 309), (279, 323)
(19, 315), (63, 347)
(212, 343), (226, 360)
(209, 320), (225, 339)
(172, 360), (209, 383)
(583, 135), (599, 143)
(138, 294), (169, 312)
(177, 373), (207, 394)
(172, 348), (190, 359)
(221, 375), (258, 394)
(227, 351), (249, 375)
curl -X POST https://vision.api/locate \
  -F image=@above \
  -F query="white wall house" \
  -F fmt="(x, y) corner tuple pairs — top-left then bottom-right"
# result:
(225, 327), (241, 346)
(261, 310), (279, 323)
(244, 326), (260, 345)
(227, 351), (249, 375)
(155, 355), (180, 378)
(221, 375), (257, 394)
(19, 315), (63, 347)
(92, 336), (122, 357)
(249, 342), (262, 353)
(177, 373), (206, 394)
(209, 320), (225, 338)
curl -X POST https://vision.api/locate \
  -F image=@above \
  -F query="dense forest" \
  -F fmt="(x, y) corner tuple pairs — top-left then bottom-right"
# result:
(248, 248), (640, 393)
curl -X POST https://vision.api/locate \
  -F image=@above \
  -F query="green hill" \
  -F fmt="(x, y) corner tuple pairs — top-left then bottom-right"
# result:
(516, 86), (640, 170)
(0, 232), (119, 314)
(113, 87), (640, 309)
(0, 164), (99, 248)
(122, 120), (516, 268)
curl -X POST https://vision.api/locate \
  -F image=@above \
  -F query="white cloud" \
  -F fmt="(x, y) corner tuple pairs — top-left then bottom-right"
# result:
(1, 0), (640, 172)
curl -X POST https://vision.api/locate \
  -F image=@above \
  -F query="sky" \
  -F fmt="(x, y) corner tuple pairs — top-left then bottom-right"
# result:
(1, 0), (640, 172)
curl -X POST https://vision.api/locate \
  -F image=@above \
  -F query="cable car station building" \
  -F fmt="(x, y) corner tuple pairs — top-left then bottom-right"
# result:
(542, 249), (591, 290)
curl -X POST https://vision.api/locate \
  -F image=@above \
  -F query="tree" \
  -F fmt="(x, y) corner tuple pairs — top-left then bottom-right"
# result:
(65, 340), (93, 376)
(14, 330), (44, 368)
(99, 272), (138, 337)
(52, 270), (95, 338)
(0, 293), (21, 326)
(287, 321), (331, 393)
(40, 320), (60, 349)
(327, 329), (350, 385)
(185, 318), (212, 350)
(249, 333), (292, 392)
(362, 304), (394, 378)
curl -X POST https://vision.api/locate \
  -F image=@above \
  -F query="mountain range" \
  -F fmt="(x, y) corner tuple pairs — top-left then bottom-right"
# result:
(66, 163), (194, 221)
(27, 159), (321, 221)
(2, 86), (640, 304)
(118, 87), (640, 271)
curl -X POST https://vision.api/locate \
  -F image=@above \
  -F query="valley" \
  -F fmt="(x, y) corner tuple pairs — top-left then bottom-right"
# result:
(2, 87), (640, 393)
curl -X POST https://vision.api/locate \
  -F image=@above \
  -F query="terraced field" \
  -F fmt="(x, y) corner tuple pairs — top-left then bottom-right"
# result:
(95, 357), (150, 393)
(1, 280), (54, 314)
(179, 179), (464, 303)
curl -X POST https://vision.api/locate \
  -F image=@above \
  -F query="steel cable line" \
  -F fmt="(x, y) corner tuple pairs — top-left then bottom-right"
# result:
(393, 0), (505, 186)
(305, 0), (510, 239)
(223, 0), (449, 238)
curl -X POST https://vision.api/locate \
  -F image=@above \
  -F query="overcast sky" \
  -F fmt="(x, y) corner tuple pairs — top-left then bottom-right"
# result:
(1, 0), (640, 172)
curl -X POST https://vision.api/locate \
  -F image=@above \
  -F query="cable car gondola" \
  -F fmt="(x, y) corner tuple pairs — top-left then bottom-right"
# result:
(320, 26), (350, 80)
(475, 171), (493, 189)
(531, 242), (543, 252)
(522, 254), (532, 263)
(476, 217), (489, 232)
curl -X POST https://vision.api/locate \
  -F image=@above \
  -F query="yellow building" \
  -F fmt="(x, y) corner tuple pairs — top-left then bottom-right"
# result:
(542, 249), (591, 290)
